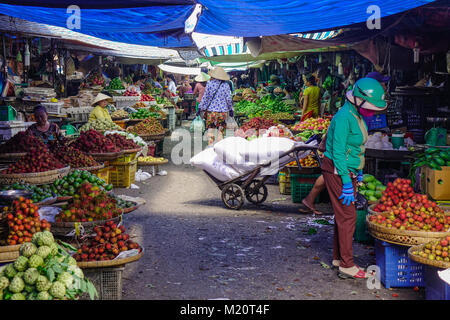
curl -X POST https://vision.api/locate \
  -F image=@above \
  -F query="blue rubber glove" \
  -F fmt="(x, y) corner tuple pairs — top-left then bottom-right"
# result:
(229, 109), (234, 118)
(357, 170), (363, 183)
(339, 182), (355, 206)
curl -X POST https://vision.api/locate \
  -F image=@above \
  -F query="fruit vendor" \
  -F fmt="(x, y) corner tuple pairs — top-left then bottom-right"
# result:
(300, 75), (321, 120)
(196, 67), (234, 145)
(89, 93), (114, 123)
(26, 105), (63, 144)
(322, 77), (387, 279)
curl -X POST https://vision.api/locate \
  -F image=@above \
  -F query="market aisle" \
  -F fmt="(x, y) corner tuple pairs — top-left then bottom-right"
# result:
(117, 134), (423, 300)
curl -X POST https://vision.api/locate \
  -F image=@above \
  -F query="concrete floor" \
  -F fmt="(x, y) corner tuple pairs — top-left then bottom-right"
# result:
(116, 122), (424, 300)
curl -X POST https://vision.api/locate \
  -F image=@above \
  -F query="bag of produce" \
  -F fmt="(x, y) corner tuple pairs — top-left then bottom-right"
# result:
(190, 147), (240, 182)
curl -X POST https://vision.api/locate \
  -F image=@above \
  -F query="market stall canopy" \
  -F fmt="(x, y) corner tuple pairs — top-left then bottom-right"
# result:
(0, 2), (196, 47)
(0, 16), (180, 60)
(157, 64), (201, 76)
(0, 0), (437, 47)
(194, 0), (436, 36)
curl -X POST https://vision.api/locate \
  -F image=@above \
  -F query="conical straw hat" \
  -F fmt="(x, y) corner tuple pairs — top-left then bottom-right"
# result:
(208, 67), (230, 81)
(92, 93), (113, 106)
(194, 72), (211, 82)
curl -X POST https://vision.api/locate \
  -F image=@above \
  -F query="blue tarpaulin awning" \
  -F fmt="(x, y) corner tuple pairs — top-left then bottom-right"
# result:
(0, 0), (439, 47)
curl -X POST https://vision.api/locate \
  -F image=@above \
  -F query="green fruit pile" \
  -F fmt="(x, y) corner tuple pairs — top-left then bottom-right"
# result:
(129, 108), (161, 120)
(0, 231), (97, 300)
(358, 174), (386, 202)
(111, 195), (136, 209)
(0, 183), (54, 203)
(52, 170), (113, 197)
(107, 77), (124, 90)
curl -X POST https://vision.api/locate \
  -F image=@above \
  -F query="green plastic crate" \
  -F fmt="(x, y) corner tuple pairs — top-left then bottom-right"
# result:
(0, 105), (16, 121)
(291, 173), (321, 204)
(354, 209), (374, 244)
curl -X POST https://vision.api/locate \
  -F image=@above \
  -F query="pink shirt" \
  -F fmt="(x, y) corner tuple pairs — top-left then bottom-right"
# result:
(193, 82), (206, 103)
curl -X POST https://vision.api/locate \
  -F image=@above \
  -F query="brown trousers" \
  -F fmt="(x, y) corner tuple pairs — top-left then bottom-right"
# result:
(321, 156), (357, 268)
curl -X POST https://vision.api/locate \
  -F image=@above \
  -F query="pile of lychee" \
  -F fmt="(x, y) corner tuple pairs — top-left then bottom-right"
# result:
(411, 236), (450, 263)
(3, 197), (51, 246)
(73, 221), (141, 262)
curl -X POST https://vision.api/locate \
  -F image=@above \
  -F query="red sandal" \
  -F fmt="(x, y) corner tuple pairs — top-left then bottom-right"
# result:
(337, 267), (368, 279)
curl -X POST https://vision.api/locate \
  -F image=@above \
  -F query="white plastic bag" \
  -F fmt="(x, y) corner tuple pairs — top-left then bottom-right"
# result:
(190, 115), (205, 133)
(242, 137), (295, 164)
(226, 117), (238, 130)
(190, 147), (240, 182)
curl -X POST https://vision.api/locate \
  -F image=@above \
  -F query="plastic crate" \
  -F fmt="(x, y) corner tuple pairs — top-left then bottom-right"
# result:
(424, 265), (450, 300)
(354, 209), (373, 244)
(109, 160), (137, 188)
(291, 173), (321, 204)
(375, 240), (425, 288)
(82, 267), (124, 300)
(41, 102), (64, 115)
(109, 152), (138, 165)
(363, 114), (387, 131)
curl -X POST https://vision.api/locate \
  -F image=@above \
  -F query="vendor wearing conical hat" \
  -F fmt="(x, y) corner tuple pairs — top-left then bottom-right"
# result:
(89, 93), (113, 122)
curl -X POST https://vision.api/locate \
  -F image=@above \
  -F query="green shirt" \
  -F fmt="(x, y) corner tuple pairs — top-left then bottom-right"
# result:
(324, 101), (368, 184)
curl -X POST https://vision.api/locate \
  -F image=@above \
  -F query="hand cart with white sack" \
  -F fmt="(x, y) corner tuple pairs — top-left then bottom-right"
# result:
(191, 135), (322, 210)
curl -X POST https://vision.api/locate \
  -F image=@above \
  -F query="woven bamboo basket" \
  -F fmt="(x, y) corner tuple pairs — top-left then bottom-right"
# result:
(90, 151), (124, 162)
(77, 248), (143, 269)
(366, 213), (450, 247)
(35, 196), (58, 207)
(71, 163), (104, 172)
(137, 159), (168, 166)
(0, 166), (70, 185)
(408, 244), (450, 269)
(56, 196), (73, 202)
(0, 153), (26, 162)
(123, 147), (142, 154)
(121, 203), (140, 214)
(0, 244), (20, 263)
(138, 130), (167, 142)
(51, 215), (123, 238)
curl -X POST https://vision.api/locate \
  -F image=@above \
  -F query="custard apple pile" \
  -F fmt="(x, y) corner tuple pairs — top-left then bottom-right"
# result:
(0, 231), (95, 300)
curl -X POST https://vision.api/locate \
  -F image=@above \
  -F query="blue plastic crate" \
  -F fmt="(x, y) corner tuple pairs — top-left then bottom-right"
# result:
(363, 114), (387, 131)
(425, 265), (450, 300)
(375, 240), (425, 288)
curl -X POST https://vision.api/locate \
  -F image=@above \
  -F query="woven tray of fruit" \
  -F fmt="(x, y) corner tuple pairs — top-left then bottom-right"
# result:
(408, 239), (450, 269)
(0, 166), (70, 186)
(123, 147), (142, 154)
(70, 220), (143, 268)
(367, 203), (450, 247)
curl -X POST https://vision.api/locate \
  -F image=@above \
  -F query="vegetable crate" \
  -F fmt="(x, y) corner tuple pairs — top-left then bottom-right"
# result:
(82, 267), (124, 300)
(109, 160), (137, 188)
(109, 152), (138, 166)
(41, 102), (64, 115)
(424, 265), (450, 300)
(354, 209), (373, 244)
(92, 166), (110, 184)
(290, 173), (323, 204)
(425, 166), (450, 201)
(375, 240), (425, 288)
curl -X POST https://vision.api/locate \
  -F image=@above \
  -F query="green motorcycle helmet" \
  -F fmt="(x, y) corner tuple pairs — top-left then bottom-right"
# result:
(351, 77), (387, 111)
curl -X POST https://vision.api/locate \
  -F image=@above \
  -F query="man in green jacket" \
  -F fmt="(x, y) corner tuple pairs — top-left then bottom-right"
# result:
(322, 78), (387, 279)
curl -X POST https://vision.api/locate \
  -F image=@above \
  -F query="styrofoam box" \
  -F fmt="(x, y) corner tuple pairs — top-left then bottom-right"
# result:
(0, 121), (35, 141)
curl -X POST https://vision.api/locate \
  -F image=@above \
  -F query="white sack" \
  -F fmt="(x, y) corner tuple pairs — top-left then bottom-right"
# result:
(190, 147), (240, 182)
(213, 137), (256, 173)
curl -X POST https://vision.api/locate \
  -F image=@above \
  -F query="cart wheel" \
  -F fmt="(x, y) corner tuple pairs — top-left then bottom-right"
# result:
(221, 183), (245, 210)
(245, 181), (268, 205)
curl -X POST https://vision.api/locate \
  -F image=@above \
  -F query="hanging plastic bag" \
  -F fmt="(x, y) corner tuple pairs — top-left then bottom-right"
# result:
(355, 192), (368, 210)
(190, 115), (205, 133)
